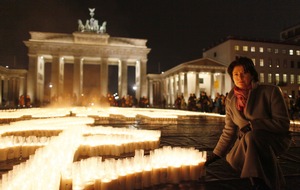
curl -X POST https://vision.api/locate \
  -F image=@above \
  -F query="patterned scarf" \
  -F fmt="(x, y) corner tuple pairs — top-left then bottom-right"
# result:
(233, 85), (252, 111)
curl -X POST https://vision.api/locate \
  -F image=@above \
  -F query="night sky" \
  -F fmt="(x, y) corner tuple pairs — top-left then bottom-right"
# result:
(1, 0), (300, 74)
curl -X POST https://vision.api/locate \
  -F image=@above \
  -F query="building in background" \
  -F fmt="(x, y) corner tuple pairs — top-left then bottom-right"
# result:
(23, 31), (150, 106)
(2, 22), (300, 108)
(147, 58), (227, 108)
(0, 66), (27, 107)
(148, 23), (300, 107)
(203, 36), (300, 98)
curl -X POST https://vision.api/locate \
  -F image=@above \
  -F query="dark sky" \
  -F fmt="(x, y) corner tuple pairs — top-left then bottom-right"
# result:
(1, 0), (300, 74)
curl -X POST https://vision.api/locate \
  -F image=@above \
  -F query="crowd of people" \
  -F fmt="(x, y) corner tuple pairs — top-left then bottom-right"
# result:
(43, 93), (150, 108)
(284, 94), (300, 120)
(174, 91), (228, 115)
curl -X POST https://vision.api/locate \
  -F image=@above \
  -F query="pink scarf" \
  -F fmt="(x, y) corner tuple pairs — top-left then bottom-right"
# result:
(233, 85), (252, 111)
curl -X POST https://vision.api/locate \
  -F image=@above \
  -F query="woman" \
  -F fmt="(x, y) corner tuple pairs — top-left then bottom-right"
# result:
(205, 57), (291, 190)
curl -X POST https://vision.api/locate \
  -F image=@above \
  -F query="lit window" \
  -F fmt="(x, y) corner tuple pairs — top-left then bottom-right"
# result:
(290, 74), (295, 84)
(260, 73), (264, 83)
(243, 46), (248, 52)
(274, 49), (279, 54)
(252, 58), (256, 65)
(298, 75), (300, 85)
(275, 74), (280, 84)
(259, 47), (264, 53)
(234, 45), (239, 51)
(268, 73), (272, 83)
(260, 59), (264, 67)
(251, 47), (255, 52)
(289, 49), (294, 55)
(276, 59), (280, 68)
(283, 74), (287, 83)
(296, 50), (300, 55)
(267, 48), (272, 53)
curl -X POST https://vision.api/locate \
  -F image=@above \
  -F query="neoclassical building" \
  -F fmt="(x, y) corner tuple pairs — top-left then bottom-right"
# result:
(147, 58), (228, 107)
(23, 31), (150, 105)
(0, 66), (27, 106)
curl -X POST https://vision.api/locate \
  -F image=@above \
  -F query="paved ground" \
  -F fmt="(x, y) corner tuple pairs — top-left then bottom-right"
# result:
(1, 117), (300, 190)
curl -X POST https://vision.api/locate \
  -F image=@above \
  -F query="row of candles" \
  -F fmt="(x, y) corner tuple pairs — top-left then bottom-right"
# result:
(61, 147), (206, 190)
(0, 135), (160, 162)
(0, 121), (86, 190)
(0, 106), (225, 121)
(0, 120), (161, 162)
(0, 117), (164, 190)
(0, 111), (207, 190)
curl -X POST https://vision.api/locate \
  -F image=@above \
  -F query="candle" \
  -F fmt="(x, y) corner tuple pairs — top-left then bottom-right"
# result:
(100, 178), (111, 190)
(181, 164), (190, 181)
(0, 147), (8, 161)
(142, 169), (151, 188)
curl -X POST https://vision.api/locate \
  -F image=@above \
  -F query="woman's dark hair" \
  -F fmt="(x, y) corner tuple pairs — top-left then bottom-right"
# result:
(227, 56), (259, 82)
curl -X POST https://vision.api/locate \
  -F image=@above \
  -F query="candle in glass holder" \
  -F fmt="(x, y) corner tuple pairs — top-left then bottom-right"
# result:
(142, 168), (151, 188)
(180, 164), (190, 181)
(0, 147), (8, 161)
(151, 166), (160, 186)
(125, 171), (135, 190)
(190, 162), (201, 180)
(168, 165), (181, 184)
(6, 147), (15, 160)
(100, 178), (111, 190)
(159, 166), (168, 184)
(134, 171), (142, 189)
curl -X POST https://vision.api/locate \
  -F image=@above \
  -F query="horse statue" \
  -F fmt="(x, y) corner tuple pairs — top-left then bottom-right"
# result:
(93, 20), (99, 32)
(78, 19), (85, 32)
(85, 20), (91, 32)
(99, 21), (107, 34)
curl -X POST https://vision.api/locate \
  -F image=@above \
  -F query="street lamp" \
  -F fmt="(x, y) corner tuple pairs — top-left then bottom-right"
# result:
(49, 83), (53, 103)
(132, 85), (137, 91)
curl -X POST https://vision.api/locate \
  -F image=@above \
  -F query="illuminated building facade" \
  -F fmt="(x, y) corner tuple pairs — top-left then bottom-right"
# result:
(147, 58), (228, 107)
(0, 66), (27, 107)
(23, 31), (150, 105)
(203, 36), (300, 98)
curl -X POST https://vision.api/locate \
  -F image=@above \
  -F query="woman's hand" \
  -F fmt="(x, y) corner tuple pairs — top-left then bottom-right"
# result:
(205, 153), (221, 166)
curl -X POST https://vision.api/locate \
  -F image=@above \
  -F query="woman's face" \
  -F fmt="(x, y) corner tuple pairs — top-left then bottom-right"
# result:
(232, 65), (252, 89)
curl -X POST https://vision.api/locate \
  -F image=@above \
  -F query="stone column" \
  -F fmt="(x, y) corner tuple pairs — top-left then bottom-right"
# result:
(172, 75), (176, 105)
(179, 73), (183, 95)
(221, 73), (225, 95)
(0, 77), (2, 105)
(11, 78), (17, 104)
(51, 56), (65, 99)
(149, 79), (153, 106)
(3, 77), (8, 104)
(73, 56), (83, 100)
(210, 73), (215, 98)
(183, 72), (188, 101)
(118, 59), (128, 98)
(100, 58), (108, 96)
(27, 54), (38, 103)
(59, 58), (65, 97)
(195, 73), (200, 96)
(51, 55), (59, 99)
(19, 77), (25, 99)
(135, 59), (147, 99)
(37, 56), (45, 105)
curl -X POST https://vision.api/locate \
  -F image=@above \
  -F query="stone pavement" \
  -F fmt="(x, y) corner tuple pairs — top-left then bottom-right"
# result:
(0, 115), (300, 190)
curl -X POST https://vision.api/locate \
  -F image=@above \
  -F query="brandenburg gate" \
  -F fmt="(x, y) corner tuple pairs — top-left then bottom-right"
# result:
(23, 9), (150, 105)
